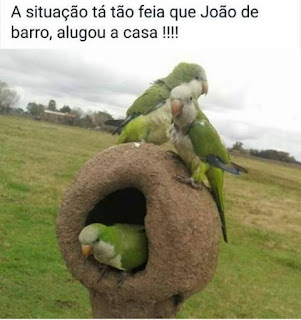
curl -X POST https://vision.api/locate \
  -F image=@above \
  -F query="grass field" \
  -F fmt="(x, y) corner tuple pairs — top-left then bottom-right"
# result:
(0, 115), (300, 318)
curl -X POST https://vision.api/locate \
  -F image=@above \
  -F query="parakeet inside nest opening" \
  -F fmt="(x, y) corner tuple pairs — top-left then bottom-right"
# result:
(82, 187), (148, 272)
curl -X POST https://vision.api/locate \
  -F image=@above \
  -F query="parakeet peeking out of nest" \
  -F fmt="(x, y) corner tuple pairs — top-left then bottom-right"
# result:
(79, 223), (148, 271)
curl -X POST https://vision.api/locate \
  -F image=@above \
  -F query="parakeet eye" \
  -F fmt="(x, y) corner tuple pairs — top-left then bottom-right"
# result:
(190, 96), (193, 101)
(195, 76), (200, 80)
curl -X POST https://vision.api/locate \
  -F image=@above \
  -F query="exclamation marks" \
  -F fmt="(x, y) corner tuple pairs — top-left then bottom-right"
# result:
(163, 26), (178, 38)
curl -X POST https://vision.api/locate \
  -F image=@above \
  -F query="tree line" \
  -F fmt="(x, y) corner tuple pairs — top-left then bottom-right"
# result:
(0, 80), (114, 132)
(231, 142), (299, 165)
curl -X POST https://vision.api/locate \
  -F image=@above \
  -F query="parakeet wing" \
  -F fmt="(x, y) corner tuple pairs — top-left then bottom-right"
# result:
(126, 83), (170, 117)
(113, 224), (148, 270)
(189, 121), (231, 165)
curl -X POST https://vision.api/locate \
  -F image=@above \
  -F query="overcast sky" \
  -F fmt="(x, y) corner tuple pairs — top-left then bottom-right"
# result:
(0, 49), (300, 160)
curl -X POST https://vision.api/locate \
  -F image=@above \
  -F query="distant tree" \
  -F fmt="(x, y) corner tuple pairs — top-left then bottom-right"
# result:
(80, 114), (93, 128)
(232, 141), (244, 151)
(71, 107), (83, 118)
(59, 105), (71, 113)
(11, 108), (24, 115)
(47, 100), (57, 111)
(71, 107), (84, 126)
(92, 111), (113, 127)
(26, 102), (45, 117)
(0, 81), (20, 114)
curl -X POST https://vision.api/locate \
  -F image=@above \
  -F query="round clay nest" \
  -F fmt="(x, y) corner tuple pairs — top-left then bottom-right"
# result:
(56, 143), (220, 304)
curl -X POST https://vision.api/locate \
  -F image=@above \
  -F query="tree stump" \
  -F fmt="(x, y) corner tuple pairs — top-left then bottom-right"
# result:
(56, 143), (220, 318)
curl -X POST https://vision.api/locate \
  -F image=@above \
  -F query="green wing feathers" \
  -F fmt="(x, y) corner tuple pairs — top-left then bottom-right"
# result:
(126, 83), (170, 117)
(188, 121), (230, 242)
(189, 121), (230, 165)
(206, 167), (228, 242)
(112, 224), (148, 270)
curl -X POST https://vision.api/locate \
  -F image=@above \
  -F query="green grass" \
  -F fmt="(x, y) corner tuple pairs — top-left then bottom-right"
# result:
(0, 115), (301, 318)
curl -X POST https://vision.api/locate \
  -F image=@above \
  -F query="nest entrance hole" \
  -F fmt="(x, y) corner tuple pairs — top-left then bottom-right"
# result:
(85, 188), (148, 273)
(85, 188), (147, 227)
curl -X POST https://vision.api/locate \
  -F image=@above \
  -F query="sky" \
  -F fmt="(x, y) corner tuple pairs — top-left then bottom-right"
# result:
(0, 49), (301, 161)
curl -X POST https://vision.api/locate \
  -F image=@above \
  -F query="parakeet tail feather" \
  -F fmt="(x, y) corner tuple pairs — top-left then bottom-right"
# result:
(105, 116), (133, 135)
(206, 155), (241, 175)
(105, 119), (125, 127)
(213, 191), (228, 243)
(206, 167), (228, 243)
(231, 161), (248, 174)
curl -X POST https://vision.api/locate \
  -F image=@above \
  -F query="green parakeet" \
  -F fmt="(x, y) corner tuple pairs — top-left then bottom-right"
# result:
(79, 223), (148, 271)
(169, 85), (247, 242)
(106, 62), (208, 145)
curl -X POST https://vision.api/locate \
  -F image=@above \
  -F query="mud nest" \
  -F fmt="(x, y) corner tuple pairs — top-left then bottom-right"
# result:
(56, 143), (220, 318)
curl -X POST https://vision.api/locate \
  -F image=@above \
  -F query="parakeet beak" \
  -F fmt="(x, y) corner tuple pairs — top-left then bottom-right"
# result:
(171, 99), (184, 118)
(202, 81), (208, 95)
(81, 244), (93, 257)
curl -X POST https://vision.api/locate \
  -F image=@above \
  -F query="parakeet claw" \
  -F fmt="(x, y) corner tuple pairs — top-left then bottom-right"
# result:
(173, 175), (203, 190)
(166, 150), (186, 165)
(99, 265), (110, 278)
(166, 150), (180, 159)
(117, 271), (130, 288)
